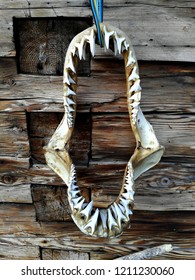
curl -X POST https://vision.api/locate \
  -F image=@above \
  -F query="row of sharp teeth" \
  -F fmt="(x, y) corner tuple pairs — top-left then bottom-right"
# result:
(63, 25), (142, 128)
(67, 163), (134, 237)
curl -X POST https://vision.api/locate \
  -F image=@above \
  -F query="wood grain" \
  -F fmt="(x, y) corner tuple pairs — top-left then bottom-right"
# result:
(0, 211), (194, 259)
(1, 59), (194, 114)
(0, 184), (32, 203)
(42, 249), (90, 260)
(0, 243), (40, 260)
(92, 113), (195, 161)
(0, 1), (194, 61)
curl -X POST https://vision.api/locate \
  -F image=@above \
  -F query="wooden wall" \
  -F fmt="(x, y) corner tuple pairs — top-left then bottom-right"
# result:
(0, 0), (195, 260)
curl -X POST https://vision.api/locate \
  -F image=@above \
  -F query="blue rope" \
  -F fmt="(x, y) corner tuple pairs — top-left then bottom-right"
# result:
(89, 0), (103, 47)
(96, 0), (103, 23)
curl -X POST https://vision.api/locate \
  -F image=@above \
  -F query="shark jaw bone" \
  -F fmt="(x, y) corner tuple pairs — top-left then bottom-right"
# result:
(44, 23), (164, 238)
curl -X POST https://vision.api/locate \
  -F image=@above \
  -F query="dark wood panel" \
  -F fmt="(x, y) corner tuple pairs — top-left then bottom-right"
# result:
(0, 112), (30, 161)
(14, 17), (92, 75)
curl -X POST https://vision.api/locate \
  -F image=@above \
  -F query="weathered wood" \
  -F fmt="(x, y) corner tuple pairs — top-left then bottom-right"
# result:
(0, 161), (194, 211)
(1, 59), (195, 114)
(0, 156), (30, 172)
(0, 1), (195, 61)
(0, 184), (32, 203)
(0, 211), (195, 259)
(0, 203), (36, 222)
(0, 113), (30, 168)
(1, 0), (195, 9)
(42, 249), (90, 260)
(0, 243), (40, 260)
(92, 113), (195, 161)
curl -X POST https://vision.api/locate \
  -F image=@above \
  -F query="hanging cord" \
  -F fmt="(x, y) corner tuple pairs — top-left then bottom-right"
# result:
(89, 0), (103, 47)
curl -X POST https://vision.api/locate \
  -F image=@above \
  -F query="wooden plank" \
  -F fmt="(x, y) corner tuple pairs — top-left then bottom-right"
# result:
(91, 59), (195, 114)
(0, 156), (30, 172)
(0, 211), (194, 260)
(0, 243), (40, 260)
(0, 8), (91, 57)
(92, 113), (195, 161)
(0, 2), (195, 61)
(1, 0), (195, 9)
(79, 161), (195, 211)
(1, 60), (194, 114)
(0, 112), (29, 159)
(42, 249), (90, 260)
(0, 184), (32, 203)
(0, 203), (36, 222)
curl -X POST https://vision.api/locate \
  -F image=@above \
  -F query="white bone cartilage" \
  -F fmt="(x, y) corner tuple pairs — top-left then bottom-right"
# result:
(44, 22), (164, 238)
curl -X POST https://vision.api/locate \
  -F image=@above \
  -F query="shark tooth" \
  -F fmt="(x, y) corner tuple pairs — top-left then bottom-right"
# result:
(85, 29), (95, 57)
(122, 40), (130, 52)
(74, 197), (85, 211)
(65, 55), (76, 73)
(70, 184), (79, 191)
(67, 97), (76, 106)
(100, 209), (108, 231)
(69, 190), (80, 198)
(75, 38), (86, 60)
(103, 25), (114, 50)
(119, 198), (133, 217)
(65, 87), (76, 97)
(84, 208), (99, 235)
(107, 208), (118, 230)
(129, 91), (141, 102)
(80, 201), (93, 221)
(124, 182), (134, 193)
(126, 51), (136, 67)
(63, 71), (76, 85)
(130, 79), (142, 93)
(114, 32), (125, 54)
(122, 191), (135, 201)
(128, 67), (139, 81)
(67, 106), (75, 113)
(131, 101), (140, 110)
(71, 45), (78, 57)
(114, 202), (128, 227)
(72, 196), (83, 206)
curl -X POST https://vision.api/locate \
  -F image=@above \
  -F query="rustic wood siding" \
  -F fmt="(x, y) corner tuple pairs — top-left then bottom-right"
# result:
(0, 0), (195, 260)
